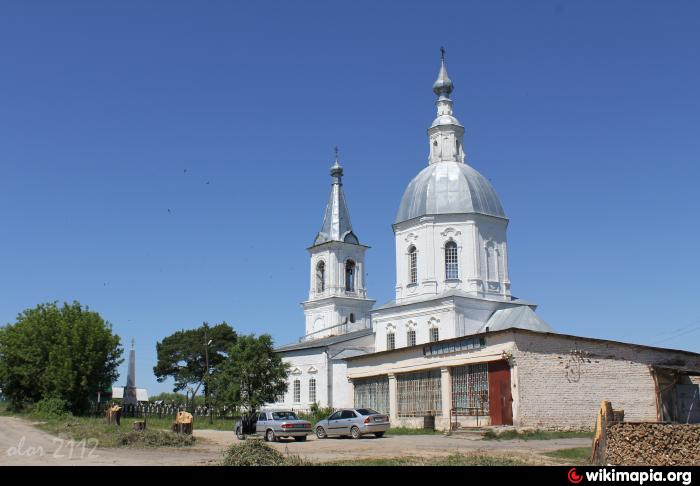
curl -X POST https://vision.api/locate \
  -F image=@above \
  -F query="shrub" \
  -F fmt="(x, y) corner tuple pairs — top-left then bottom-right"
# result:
(32, 397), (70, 418)
(222, 440), (307, 466)
(298, 403), (335, 426)
(117, 429), (196, 448)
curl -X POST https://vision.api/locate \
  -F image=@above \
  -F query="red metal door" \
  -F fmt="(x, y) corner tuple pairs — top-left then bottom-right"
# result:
(488, 360), (513, 426)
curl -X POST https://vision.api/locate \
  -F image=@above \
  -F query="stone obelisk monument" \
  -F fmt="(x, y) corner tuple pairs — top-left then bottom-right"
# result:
(123, 338), (138, 406)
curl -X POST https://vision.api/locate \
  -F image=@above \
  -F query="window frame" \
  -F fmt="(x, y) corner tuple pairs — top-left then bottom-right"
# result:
(308, 377), (316, 404)
(407, 328), (416, 347)
(408, 245), (417, 285)
(386, 331), (396, 350)
(445, 240), (459, 280)
(293, 379), (301, 403)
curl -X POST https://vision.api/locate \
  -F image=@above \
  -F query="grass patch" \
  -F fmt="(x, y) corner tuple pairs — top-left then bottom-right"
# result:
(482, 429), (593, 441)
(30, 415), (196, 448)
(385, 427), (443, 436)
(543, 447), (592, 463)
(318, 453), (528, 466)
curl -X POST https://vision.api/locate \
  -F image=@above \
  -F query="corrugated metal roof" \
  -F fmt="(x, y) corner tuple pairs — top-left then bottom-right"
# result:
(481, 306), (552, 333)
(276, 329), (373, 353)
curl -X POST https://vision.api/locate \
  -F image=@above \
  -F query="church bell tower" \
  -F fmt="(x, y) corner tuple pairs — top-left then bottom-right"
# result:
(301, 150), (374, 339)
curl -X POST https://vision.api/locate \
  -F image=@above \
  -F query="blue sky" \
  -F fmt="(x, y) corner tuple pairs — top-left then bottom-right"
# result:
(1, 1), (699, 395)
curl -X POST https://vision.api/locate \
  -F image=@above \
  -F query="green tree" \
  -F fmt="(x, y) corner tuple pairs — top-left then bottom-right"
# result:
(210, 334), (289, 417)
(0, 301), (123, 414)
(153, 322), (237, 403)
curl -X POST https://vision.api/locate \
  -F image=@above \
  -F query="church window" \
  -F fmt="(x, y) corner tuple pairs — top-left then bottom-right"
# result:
(445, 241), (458, 279)
(408, 246), (417, 285)
(387, 331), (395, 350)
(345, 260), (356, 292)
(316, 261), (325, 293)
(430, 327), (440, 343)
(407, 329), (416, 347)
(308, 378), (316, 403)
(293, 380), (301, 403)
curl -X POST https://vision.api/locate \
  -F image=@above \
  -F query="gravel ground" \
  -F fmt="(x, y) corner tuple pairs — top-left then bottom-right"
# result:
(0, 416), (590, 466)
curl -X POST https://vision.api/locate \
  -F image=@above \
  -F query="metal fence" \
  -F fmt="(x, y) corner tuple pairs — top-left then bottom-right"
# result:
(89, 402), (240, 419)
(397, 369), (442, 417)
(353, 375), (390, 415)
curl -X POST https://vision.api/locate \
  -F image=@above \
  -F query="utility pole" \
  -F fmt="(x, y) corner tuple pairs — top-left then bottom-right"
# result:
(204, 329), (213, 424)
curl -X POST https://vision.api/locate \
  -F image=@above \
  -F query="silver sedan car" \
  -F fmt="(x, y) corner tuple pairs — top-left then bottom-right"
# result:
(256, 410), (313, 442)
(314, 408), (390, 439)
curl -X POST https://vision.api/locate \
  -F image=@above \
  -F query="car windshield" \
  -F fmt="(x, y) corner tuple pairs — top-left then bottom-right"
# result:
(355, 408), (379, 416)
(272, 412), (299, 420)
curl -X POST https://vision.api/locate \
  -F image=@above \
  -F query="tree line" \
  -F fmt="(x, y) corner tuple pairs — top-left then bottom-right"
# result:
(0, 301), (289, 417)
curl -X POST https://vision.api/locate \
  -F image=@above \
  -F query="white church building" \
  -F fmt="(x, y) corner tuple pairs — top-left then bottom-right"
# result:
(273, 52), (700, 430)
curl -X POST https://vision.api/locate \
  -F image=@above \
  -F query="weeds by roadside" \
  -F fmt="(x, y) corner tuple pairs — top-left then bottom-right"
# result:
(482, 429), (593, 441)
(543, 447), (592, 464)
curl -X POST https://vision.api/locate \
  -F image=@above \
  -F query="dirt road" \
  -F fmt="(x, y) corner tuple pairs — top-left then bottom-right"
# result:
(0, 416), (590, 466)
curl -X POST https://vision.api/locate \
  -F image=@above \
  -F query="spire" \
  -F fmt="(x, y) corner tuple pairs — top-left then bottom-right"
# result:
(313, 148), (359, 246)
(428, 47), (465, 164)
(432, 46), (453, 99)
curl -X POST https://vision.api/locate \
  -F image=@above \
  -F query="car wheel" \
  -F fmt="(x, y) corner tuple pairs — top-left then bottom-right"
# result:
(374, 432), (384, 438)
(294, 436), (307, 442)
(235, 427), (245, 440)
(266, 429), (276, 442)
(316, 427), (327, 439)
(350, 426), (361, 439)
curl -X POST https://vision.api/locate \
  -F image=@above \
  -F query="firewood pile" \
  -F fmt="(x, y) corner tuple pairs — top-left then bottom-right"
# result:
(605, 423), (700, 466)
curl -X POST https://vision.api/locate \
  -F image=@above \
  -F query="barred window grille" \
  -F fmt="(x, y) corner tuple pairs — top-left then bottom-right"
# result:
(445, 241), (458, 279)
(407, 329), (416, 347)
(308, 378), (316, 403)
(387, 332), (395, 350)
(430, 327), (440, 342)
(293, 379), (301, 403)
(353, 375), (390, 415)
(451, 363), (489, 415)
(408, 246), (417, 284)
(397, 369), (442, 417)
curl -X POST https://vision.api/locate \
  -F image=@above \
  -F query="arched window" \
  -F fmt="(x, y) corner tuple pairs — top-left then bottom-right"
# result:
(407, 328), (416, 347)
(308, 378), (316, 403)
(293, 379), (301, 403)
(349, 313), (355, 323)
(315, 261), (325, 293)
(408, 246), (417, 285)
(445, 240), (458, 279)
(345, 260), (356, 292)
(386, 331), (396, 350)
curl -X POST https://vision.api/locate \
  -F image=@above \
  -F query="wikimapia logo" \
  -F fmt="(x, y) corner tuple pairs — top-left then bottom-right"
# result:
(567, 468), (693, 485)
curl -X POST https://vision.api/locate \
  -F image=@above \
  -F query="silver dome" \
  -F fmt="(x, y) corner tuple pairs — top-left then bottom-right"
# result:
(395, 161), (506, 224)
